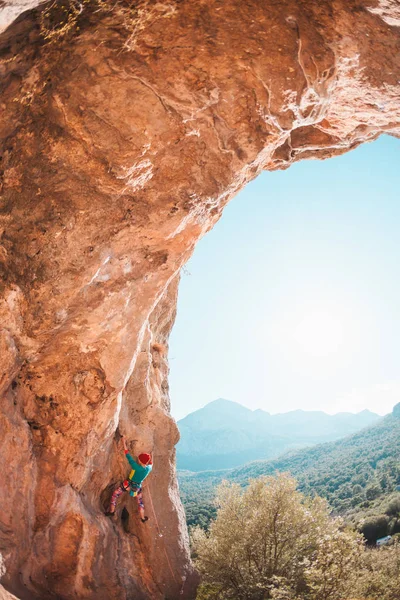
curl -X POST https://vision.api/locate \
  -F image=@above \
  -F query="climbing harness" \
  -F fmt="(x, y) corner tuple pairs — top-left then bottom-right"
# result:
(127, 470), (142, 497)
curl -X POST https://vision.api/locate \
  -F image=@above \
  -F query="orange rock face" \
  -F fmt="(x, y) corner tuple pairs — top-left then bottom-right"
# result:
(0, 1), (399, 599)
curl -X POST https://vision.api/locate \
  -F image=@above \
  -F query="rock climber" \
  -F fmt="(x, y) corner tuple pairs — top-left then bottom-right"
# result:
(105, 436), (153, 522)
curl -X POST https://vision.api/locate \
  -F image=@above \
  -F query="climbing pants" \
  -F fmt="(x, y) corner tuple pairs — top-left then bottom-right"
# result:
(109, 480), (145, 511)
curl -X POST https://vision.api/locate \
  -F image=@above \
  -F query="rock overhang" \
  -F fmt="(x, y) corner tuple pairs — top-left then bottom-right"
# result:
(0, 1), (399, 598)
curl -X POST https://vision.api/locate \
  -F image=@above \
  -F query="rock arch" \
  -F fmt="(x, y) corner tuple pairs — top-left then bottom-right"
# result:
(0, 1), (399, 598)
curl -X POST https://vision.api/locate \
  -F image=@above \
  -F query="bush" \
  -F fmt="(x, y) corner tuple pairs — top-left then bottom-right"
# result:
(385, 495), (400, 518)
(349, 542), (400, 600)
(191, 474), (361, 600)
(365, 484), (381, 501)
(359, 515), (390, 544)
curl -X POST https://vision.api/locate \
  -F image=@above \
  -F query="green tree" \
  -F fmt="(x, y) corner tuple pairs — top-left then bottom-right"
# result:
(360, 515), (390, 543)
(349, 542), (400, 600)
(191, 474), (361, 600)
(386, 495), (400, 518)
(366, 483), (381, 501)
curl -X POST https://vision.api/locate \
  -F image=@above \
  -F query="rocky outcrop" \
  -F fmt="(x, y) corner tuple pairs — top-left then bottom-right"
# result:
(0, 1), (44, 34)
(0, 555), (19, 600)
(0, 585), (19, 600)
(0, 1), (399, 599)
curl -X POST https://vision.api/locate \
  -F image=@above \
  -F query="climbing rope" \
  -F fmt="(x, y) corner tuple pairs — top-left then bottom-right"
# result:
(145, 484), (186, 595)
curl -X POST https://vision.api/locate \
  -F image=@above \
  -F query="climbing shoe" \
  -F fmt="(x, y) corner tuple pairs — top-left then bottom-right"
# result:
(141, 516), (149, 523)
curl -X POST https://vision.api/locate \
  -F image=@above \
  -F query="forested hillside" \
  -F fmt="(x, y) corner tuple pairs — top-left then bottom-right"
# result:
(179, 407), (400, 536)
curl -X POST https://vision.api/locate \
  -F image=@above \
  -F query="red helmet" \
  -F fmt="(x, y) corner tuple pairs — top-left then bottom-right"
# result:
(138, 453), (152, 466)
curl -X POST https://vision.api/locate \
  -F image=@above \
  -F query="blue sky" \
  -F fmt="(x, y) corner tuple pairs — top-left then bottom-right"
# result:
(169, 135), (400, 420)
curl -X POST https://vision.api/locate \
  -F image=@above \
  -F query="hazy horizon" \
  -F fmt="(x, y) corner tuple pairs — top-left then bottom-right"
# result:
(170, 135), (400, 421)
(176, 396), (389, 421)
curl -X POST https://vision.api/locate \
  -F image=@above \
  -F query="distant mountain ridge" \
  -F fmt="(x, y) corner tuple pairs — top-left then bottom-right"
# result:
(179, 405), (400, 530)
(177, 398), (381, 471)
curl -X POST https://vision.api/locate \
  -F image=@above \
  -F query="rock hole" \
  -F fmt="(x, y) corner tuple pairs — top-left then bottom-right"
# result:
(121, 507), (130, 533)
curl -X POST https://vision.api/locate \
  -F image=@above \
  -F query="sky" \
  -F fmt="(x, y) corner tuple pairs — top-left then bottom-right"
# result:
(169, 135), (400, 421)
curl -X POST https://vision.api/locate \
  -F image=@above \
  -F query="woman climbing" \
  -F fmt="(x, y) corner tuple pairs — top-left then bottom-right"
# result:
(105, 436), (153, 522)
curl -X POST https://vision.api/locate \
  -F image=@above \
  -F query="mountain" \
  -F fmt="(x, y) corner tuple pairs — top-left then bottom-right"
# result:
(179, 406), (400, 530)
(177, 398), (381, 471)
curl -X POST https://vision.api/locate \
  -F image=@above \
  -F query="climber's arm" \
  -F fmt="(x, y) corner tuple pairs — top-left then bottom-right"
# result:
(122, 436), (139, 469)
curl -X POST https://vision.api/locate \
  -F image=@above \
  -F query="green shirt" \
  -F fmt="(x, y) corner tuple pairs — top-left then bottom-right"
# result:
(125, 453), (152, 486)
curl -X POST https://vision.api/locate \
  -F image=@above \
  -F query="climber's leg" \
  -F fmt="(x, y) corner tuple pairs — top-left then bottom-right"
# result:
(136, 488), (148, 522)
(105, 480), (128, 516)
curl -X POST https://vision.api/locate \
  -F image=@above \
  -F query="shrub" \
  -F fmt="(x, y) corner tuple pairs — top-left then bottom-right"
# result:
(365, 484), (381, 501)
(359, 515), (390, 544)
(385, 495), (400, 518)
(349, 542), (400, 600)
(191, 474), (361, 600)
